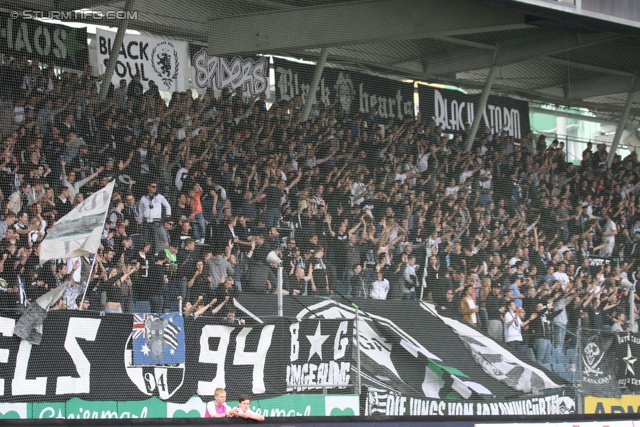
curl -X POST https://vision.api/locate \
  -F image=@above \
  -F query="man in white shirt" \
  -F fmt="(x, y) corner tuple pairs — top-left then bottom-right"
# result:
(138, 180), (172, 243)
(175, 159), (193, 191)
(599, 211), (617, 257)
(504, 301), (522, 352)
(552, 262), (571, 289)
(370, 270), (389, 300)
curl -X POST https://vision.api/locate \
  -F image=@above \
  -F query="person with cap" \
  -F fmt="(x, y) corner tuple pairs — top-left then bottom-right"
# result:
(139, 179), (172, 243)
(153, 215), (175, 257)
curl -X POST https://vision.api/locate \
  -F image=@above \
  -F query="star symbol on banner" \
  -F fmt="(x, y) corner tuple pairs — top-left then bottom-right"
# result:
(170, 348), (175, 355)
(141, 344), (150, 356)
(624, 344), (637, 376)
(306, 322), (329, 361)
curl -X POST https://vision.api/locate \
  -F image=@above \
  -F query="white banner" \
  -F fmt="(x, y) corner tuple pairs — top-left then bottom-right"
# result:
(39, 181), (114, 263)
(96, 29), (189, 92)
(191, 48), (270, 97)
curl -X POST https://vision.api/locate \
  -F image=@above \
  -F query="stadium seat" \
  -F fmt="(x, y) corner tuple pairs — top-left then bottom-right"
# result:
(566, 349), (577, 364)
(559, 371), (574, 382)
(551, 363), (568, 372)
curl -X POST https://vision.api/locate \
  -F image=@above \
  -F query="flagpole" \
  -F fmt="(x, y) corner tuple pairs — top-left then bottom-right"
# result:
(78, 255), (97, 311)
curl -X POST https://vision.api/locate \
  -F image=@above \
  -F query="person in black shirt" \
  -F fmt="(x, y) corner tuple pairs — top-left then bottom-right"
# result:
(528, 302), (563, 364)
(213, 276), (239, 303)
(147, 252), (168, 314)
(485, 283), (505, 342)
(186, 259), (212, 303)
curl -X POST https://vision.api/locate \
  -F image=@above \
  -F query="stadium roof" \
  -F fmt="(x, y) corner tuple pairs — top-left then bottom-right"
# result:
(4, 0), (640, 120)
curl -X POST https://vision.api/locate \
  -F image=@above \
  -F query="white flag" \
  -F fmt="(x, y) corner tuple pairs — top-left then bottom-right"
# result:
(39, 181), (115, 263)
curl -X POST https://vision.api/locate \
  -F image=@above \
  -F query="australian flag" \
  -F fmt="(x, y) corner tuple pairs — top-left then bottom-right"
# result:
(132, 312), (185, 366)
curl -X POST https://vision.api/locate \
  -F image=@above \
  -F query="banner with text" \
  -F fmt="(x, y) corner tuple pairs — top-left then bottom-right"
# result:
(418, 86), (530, 140)
(96, 29), (189, 92)
(191, 48), (270, 98)
(580, 329), (620, 398)
(0, 296), (575, 414)
(274, 57), (414, 119)
(365, 387), (576, 416)
(585, 394), (640, 415)
(0, 13), (88, 70)
(0, 311), (351, 403)
(0, 394), (359, 419)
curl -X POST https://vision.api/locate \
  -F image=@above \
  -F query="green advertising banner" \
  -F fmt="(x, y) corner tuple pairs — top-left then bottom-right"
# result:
(0, 395), (359, 419)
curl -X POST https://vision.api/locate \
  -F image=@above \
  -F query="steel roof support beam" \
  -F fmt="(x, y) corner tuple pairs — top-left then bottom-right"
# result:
(465, 51), (499, 152)
(607, 75), (637, 167)
(424, 29), (618, 75)
(99, 0), (135, 100)
(566, 75), (640, 99)
(206, 0), (527, 56)
(301, 48), (330, 122)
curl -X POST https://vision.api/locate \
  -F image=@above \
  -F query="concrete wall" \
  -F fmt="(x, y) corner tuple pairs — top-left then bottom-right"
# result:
(582, 0), (640, 23)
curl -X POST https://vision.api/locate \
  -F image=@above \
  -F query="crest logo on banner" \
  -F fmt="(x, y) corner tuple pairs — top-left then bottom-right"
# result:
(151, 41), (179, 90)
(334, 72), (355, 112)
(583, 334), (606, 376)
(580, 329), (619, 397)
(132, 313), (185, 365)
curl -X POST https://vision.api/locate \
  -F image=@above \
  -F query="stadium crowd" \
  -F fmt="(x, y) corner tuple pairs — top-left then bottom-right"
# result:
(0, 57), (639, 355)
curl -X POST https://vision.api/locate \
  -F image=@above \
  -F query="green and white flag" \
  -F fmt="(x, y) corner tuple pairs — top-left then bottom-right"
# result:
(39, 181), (115, 263)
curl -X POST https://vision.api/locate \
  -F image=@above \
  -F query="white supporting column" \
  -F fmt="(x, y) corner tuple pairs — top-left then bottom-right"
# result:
(99, 0), (136, 100)
(301, 48), (330, 122)
(607, 75), (637, 167)
(464, 62), (498, 152)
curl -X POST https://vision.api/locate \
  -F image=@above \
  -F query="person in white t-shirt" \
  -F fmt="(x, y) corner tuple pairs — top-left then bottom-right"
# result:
(235, 395), (265, 422)
(504, 301), (522, 351)
(370, 270), (389, 300)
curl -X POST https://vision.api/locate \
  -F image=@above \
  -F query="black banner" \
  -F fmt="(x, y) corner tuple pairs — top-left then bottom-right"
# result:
(238, 297), (567, 399)
(580, 329), (620, 398)
(616, 332), (640, 392)
(0, 296), (572, 407)
(0, 13), (88, 70)
(273, 57), (414, 119)
(0, 310), (351, 403)
(417, 86), (530, 140)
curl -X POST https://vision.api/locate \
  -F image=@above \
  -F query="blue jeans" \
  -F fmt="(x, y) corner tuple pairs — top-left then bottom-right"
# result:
(403, 290), (416, 300)
(535, 338), (553, 364)
(479, 308), (489, 333)
(265, 208), (281, 228)
(193, 213), (206, 240)
(554, 323), (566, 350)
(142, 221), (160, 244)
